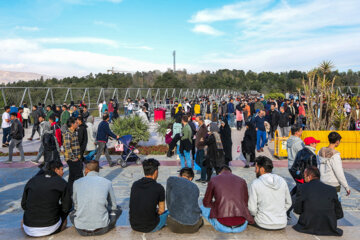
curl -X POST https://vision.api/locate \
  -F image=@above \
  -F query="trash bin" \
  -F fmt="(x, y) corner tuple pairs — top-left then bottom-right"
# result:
(154, 108), (166, 122)
(274, 130), (289, 159)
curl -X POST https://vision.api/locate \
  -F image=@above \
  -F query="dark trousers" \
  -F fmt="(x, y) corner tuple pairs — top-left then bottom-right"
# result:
(236, 120), (243, 130)
(287, 171), (303, 216)
(30, 124), (40, 139)
(2, 127), (11, 144)
(95, 141), (112, 164)
(44, 149), (61, 163)
(167, 216), (203, 234)
(23, 119), (28, 128)
(169, 134), (181, 152)
(70, 206), (122, 237)
(67, 160), (84, 194)
(195, 149), (206, 181)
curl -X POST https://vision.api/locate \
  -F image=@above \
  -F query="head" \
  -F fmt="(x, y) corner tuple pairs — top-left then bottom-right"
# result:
(48, 114), (56, 123)
(84, 160), (100, 176)
(48, 160), (64, 177)
(255, 156), (273, 178)
(67, 117), (78, 130)
(196, 115), (204, 125)
(259, 110), (265, 117)
(18, 107), (23, 113)
(46, 105), (51, 111)
(83, 105), (88, 112)
(280, 106), (285, 113)
(328, 132), (342, 147)
(103, 113), (110, 121)
(76, 117), (84, 126)
(304, 137), (320, 148)
(142, 158), (160, 180)
(32, 105), (37, 111)
(179, 167), (194, 181)
(304, 166), (320, 183)
(62, 105), (68, 111)
(219, 165), (232, 174)
(181, 115), (188, 125)
(87, 115), (94, 124)
(291, 125), (303, 138)
(38, 115), (45, 123)
(10, 112), (17, 120)
(270, 103), (275, 110)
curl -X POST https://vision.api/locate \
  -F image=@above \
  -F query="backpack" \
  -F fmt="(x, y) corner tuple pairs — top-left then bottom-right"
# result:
(43, 132), (57, 152)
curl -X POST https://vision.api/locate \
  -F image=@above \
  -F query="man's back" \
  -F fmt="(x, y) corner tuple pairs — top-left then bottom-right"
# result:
(72, 172), (115, 230)
(166, 177), (201, 225)
(294, 179), (343, 236)
(287, 135), (304, 168)
(129, 177), (165, 233)
(22, 171), (70, 227)
(248, 173), (291, 230)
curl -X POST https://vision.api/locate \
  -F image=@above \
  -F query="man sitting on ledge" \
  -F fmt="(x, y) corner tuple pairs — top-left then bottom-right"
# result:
(166, 167), (203, 233)
(293, 166), (344, 236)
(130, 158), (169, 232)
(70, 160), (122, 236)
(21, 161), (71, 237)
(248, 156), (291, 230)
(201, 165), (254, 233)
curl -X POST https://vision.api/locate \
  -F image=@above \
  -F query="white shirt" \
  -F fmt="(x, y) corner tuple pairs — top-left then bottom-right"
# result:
(1, 112), (11, 128)
(23, 219), (61, 237)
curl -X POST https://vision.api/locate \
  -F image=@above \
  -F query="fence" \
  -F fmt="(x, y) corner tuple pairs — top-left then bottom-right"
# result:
(0, 87), (242, 113)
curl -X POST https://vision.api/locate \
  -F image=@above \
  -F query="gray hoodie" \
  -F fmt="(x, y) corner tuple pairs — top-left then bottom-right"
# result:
(248, 173), (292, 230)
(318, 147), (350, 191)
(286, 135), (304, 169)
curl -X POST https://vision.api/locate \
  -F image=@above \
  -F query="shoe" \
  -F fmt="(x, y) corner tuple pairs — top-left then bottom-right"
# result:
(260, 148), (264, 152)
(31, 159), (39, 163)
(3, 160), (12, 164)
(2, 144), (7, 148)
(27, 138), (32, 141)
(109, 162), (116, 167)
(257, 150), (261, 153)
(195, 178), (204, 182)
(265, 143), (268, 146)
(244, 165), (250, 168)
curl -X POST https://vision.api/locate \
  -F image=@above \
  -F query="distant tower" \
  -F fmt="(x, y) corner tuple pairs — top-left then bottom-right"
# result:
(173, 50), (176, 72)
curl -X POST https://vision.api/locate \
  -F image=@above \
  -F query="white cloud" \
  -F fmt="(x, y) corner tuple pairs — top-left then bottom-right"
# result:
(14, 26), (40, 31)
(192, 24), (224, 36)
(36, 37), (119, 48)
(93, 20), (118, 30)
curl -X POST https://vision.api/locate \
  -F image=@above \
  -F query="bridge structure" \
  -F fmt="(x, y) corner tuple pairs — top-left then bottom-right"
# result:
(0, 87), (242, 111)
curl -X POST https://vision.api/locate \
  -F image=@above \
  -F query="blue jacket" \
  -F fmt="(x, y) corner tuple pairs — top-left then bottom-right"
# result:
(227, 103), (235, 114)
(96, 121), (117, 142)
(254, 116), (266, 131)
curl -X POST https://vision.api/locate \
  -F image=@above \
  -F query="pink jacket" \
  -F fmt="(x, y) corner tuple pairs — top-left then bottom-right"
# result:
(236, 110), (243, 121)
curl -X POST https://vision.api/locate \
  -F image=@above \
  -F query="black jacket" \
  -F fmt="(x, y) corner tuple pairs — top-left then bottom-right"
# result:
(21, 170), (71, 227)
(290, 147), (317, 180)
(242, 126), (257, 155)
(77, 123), (88, 153)
(220, 120), (232, 162)
(204, 134), (225, 169)
(293, 179), (343, 236)
(278, 112), (290, 128)
(10, 119), (24, 140)
(268, 110), (280, 128)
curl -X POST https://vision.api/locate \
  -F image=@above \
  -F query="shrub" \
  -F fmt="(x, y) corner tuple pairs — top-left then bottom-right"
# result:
(264, 93), (285, 100)
(155, 119), (174, 137)
(111, 116), (150, 145)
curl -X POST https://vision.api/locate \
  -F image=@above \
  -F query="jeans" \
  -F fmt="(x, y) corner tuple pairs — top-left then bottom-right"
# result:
(279, 127), (290, 137)
(200, 206), (248, 233)
(124, 107), (128, 116)
(109, 112), (113, 123)
(35, 144), (44, 162)
(95, 141), (112, 164)
(256, 130), (267, 150)
(179, 150), (192, 168)
(227, 113), (235, 127)
(8, 139), (24, 162)
(70, 206), (122, 237)
(151, 211), (169, 232)
(2, 127), (11, 144)
(195, 149), (206, 180)
(30, 124), (40, 139)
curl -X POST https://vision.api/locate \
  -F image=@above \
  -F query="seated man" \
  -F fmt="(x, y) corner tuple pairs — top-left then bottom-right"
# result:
(293, 167), (344, 236)
(166, 167), (203, 233)
(248, 156), (292, 230)
(21, 161), (71, 237)
(70, 160), (122, 236)
(130, 159), (168, 232)
(201, 165), (254, 233)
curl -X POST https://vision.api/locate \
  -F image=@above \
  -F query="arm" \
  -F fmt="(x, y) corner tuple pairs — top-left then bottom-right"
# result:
(107, 183), (118, 211)
(21, 182), (29, 210)
(63, 133), (76, 161)
(284, 182), (292, 211)
(203, 181), (214, 208)
(105, 122), (117, 139)
(331, 154), (350, 194)
(294, 185), (304, 215)
(158, 186), (166, 215)
(62, 184), (72, 213)
(248, 183), (258, 216)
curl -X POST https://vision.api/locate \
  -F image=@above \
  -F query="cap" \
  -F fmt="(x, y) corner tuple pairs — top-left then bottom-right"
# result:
(304, 137), (320, 145)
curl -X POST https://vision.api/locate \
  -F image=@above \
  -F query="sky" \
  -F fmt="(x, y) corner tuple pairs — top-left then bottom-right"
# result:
(0, 0), (359, 77)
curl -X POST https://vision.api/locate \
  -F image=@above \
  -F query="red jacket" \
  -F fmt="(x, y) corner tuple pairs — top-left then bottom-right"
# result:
(51, 122), (62, 147)
(17, 112), (23, 123)
(203, 171), (254, 224)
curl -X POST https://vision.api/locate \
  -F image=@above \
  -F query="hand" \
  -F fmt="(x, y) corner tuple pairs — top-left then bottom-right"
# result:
(256, 128), (258, 131)
(346, 189), (351, 196)
(116, 135), (120, 139)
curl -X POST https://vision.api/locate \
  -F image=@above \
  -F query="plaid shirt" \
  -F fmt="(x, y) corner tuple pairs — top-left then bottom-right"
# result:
(63, 128), (81, 161)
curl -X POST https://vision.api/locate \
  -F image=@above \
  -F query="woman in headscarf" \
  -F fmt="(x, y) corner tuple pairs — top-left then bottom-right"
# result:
(241, 121), (257, 168)
(220, 118), (232, 165)
(204, 122), (225, 181)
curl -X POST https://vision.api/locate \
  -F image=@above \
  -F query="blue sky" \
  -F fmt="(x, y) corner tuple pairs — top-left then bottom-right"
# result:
(0, 0), (359, 76)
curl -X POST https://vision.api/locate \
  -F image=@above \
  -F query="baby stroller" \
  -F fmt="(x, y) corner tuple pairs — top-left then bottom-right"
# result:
(116, 135), (142, 168)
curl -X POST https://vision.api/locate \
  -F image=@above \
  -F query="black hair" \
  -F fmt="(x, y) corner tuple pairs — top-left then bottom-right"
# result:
(49, 114), (56, 122)
(48, 160), (64, 172)
(175, 115), (182, 123)
(4, 106), (10, 111)
(23, 104), (28, 108)
(47, 105), (51, 108)
(328, 132), (342, 144)
(219, 165), (232, 172)
(33, 105), (38, 109)
(66, 117), (77, 128)
(180, 167), (194, 179)
(182, 115), (188, 123)
(62, 105), (68, 110)
(103, 113), (110, 121)
(18, 107), (23, 110)
(305, 166), (320, 179)
(255, 156), (273, 173)
(77, 117), (84, 123)
(10, 112), (17, 117)
(142, 158), (160, 176)
(291, 125), (302, 135)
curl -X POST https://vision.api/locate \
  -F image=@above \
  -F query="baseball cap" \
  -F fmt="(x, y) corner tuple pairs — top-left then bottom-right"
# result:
(304, 137), (320, 145)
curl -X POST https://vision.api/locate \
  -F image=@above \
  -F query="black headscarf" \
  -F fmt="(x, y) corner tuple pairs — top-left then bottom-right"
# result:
(220, 118), (232, 162)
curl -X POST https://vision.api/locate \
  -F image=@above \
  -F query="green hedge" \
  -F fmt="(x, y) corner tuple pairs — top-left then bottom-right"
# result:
(264, 93), (285, 100)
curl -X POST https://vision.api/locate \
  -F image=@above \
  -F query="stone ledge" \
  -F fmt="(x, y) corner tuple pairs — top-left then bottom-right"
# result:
(0, 225), (357, 240)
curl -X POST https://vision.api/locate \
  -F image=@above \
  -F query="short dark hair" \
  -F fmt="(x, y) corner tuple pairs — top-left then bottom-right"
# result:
(62, 105), (68, 110)
(305, 166), (320, 179)
(182, 115), (188, 123)
(67, 117), (77, 128)
(103, 113), (110, 121)
(33, 105), (38, 109)
(328, 132), (342, 144)
(255, 156), (273, 173)
(4, 106), (10, 111)
(47, 105), (51, 108)
(18, 107), (23, 110)
(219, 165), (232, 172)
(48, 160), (63, 172)
(49, 114), (56, 122)
(86, 160), (100, 172)
(175, 115), (182, 123)
(291, 125), (302, 135)
(77, 117), (84, 123)
(180, 167), (194, 179)
(10, 112), (17, 117)
(142, 158), (160, 176)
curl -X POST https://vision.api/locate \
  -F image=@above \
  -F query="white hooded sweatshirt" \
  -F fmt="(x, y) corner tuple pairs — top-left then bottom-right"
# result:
(248, 173), (292, 230)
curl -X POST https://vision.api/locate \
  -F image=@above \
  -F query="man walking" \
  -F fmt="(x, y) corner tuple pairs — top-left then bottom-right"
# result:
(60, 105), (70, 127)
(254, 110), (267, 152)
(6, 112), (25, 163)
(195, 116), (208, 182)
(28, 105), (42, 141)
(76, 117), (88, 162)
(32, 115), (51, 163)
(227, 98), (235, 128)
(2, 106), (11, 147)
